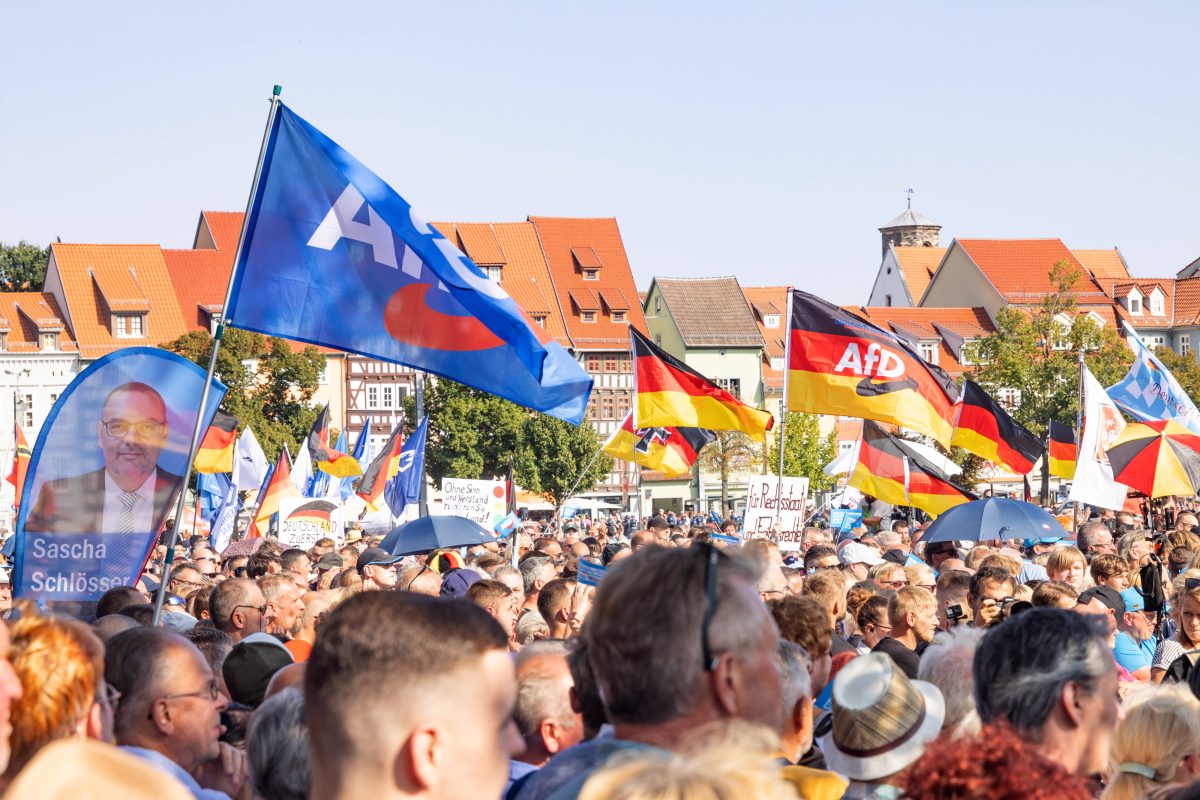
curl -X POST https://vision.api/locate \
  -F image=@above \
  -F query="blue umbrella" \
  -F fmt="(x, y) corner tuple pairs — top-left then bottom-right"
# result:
(380, 515), (497, 556)
(921, 498), (1069, 544)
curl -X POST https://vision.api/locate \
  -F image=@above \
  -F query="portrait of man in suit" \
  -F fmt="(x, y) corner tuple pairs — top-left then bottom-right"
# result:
(24, 381), (181, 534)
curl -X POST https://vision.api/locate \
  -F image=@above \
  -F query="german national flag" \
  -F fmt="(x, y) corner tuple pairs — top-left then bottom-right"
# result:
(951, 381), (1041, 475)
(850, 421), (975, 517)
(193, 411), (239, 474)
(5, 425), (30, 512)
(786, 291), (959, 448)
(1048, 419), (1077, 480)
(632, 327), (774, 441)
(307, 404), (362, 479)
(603, 411), (715, 477)
(357, 425), (403, 511)
(248, 447), (300, 538)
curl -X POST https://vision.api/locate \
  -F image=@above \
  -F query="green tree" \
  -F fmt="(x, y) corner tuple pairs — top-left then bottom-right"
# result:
(965, 260), (1131, 439)
(407, 379), (611, 505)
(1151, 346), (1200, 402)
(699, 431), (758, 515)
(769, 412), (839, 492)
(0, 241), (49, 290)
(519, 414), (612, 508)
(161, 328), (325, 460)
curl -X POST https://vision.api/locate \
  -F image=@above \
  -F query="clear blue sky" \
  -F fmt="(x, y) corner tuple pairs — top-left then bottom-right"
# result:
(3, 2), (1197, 304)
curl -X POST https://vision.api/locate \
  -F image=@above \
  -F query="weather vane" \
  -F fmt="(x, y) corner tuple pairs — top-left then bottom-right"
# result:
(905, 188), (914, 210)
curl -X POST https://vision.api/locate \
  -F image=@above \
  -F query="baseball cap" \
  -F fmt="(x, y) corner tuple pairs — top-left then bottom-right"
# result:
(356, 547), (402, 574)
(315, 551), (344, 571)
(1119, 588), (1147, 614)
(223, 639), (293, 707)
(1078, 585), (1126, 618)
(440, 568), (482, 598)
(840, 542), (885, 567)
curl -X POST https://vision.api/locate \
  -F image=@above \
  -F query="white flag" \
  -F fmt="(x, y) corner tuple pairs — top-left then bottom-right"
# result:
(291, 443), (313, 495)
(1070, 366), (1131, 510)
(232, 426), (269, 491)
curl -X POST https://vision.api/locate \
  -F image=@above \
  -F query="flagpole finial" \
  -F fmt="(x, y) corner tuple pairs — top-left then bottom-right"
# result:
(905, 188), (914, 210)
(273, 85), (282, 97)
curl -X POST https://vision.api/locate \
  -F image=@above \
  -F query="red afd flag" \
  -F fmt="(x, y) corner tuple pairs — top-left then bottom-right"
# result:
(356, 425), (403, 512)
(5, 425), (30, 512)
(193, 411), (239, 474)
(248, 448), (301, 539)
(1048, 420), (1077, 480)
(307, 404), (362, 479)
(849, 421), (975, 518)
(786, 291), (960, 448)
(602, 411), (716, 477)
(632, 327), (774, 441)
(951, 381), (1042, 475)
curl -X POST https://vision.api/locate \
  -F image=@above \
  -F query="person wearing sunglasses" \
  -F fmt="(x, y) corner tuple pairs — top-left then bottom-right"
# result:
(107, 627), (242, 799)
(540, 544), (784, 800)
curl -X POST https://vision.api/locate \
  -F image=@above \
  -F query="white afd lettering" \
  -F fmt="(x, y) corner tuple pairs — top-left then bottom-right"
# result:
(833, 343), (905, 378)
(308, 184), (398, 269)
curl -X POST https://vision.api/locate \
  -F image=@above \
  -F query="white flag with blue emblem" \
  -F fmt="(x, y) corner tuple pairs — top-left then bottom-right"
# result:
(1107, 324), (1200, 434)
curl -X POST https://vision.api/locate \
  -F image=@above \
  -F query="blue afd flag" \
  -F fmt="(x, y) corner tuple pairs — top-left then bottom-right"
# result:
(384, 416), (427, 516)
(225, 104), (592, 424)
(340, 417), (371, 501)
(197, 472), (232, 526)
(14, 348), (226, 603)
(1107, 325), (1200, 434)
(209, 480), (240, 553)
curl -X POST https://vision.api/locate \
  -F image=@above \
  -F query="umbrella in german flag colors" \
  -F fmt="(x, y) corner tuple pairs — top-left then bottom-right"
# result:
(1106, 420), (1200, 498)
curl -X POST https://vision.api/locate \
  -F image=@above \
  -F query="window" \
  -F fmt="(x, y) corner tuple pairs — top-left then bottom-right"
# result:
(601, 397), (614, 419)
(583, 269), (599, 281)
(612, 310), (626, 322)
(839, 440), (855, 453)
(382, 385), (395, 409)
(714, 378), (741, 398)
(1129, 296), (1142, 314)
(366, 385), (379, 409)
(764, 314), (780, 329)
(617, 394), (630, 419)
(49, 393), (58, 406)
(999, 388), (1022, 410)
(654, 333), (663, 346)
(884, 294), (892, 307)
(1151, 297), (1165, 315)
(482, 265), (501, 281)
(0, 333), (6, 351)
(770, 357), (785, 371)
(533, 315), (546, 328)
(40, 333), (57, 351)
(1182, 334), (1191, 356)
(113, 314), (144, 338)
(619, 356), (632, 373)
(654, 296), (661, 313)
(604, 355), (618, 373)
(586, 355), (601, 373)
(586, 397), (598, 420)
(959, 340), (975, 366)
(317, 362), (328, 385)
(918, 341), (938, 364)
(22, 394), (32, 428)
(129, 316), (143, 337)
(582, 311), (596, 323)
(1151, 335), (1166, 348)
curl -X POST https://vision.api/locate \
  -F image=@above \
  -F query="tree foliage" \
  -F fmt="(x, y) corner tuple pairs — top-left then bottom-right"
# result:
(0, 241), (49, 291)
(965, 259), (1131, 438)
(409, 378), (610, 506)
(1151, 346), (1200, 402)
(161, 328), (325, 461)
(769, 412), (839, 492)
(699, 431), (760, 514)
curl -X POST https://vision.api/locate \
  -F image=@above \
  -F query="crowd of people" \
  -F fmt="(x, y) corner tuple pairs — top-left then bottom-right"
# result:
(5, 504), (1200, 798)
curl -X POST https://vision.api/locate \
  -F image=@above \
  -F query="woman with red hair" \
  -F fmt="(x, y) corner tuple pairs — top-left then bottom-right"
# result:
(0, 603), (113, 789)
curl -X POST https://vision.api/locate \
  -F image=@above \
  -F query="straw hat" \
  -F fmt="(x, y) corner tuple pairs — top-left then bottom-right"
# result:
(819, 652), (945, 781)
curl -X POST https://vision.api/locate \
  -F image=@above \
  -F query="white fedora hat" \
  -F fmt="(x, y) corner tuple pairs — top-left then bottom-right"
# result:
(819, 652), (945, 782)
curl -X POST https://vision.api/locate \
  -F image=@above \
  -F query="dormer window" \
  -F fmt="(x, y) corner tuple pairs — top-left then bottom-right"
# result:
(581, 311), (596, 323)
(532, 315), (547, 328)
(1150, 291), (1165, 316)
(0, 333), (6, 352)
(917, 341), (938, 365)
(583, 269), (599, 281)
(40, 333), (58, 351)
(764, 314), (781, 329)
(114, 314), (145, 338)
(612, 310), (626, 322)
(482, 265), (502, 281)
(770, 357), (785, 371)
(1128, 295), (1142, 314)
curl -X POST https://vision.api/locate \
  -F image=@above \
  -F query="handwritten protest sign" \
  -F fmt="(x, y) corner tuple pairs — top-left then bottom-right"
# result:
(278, 498), (341, 548)
(742, 475), (810, 551)
(440, 478), (507, 527)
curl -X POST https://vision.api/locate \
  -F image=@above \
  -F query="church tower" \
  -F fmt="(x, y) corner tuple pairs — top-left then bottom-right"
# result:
(879, 196), (940, 258)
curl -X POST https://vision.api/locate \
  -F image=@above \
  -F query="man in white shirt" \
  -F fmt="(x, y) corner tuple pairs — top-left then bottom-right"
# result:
(25, 381), (181, 534)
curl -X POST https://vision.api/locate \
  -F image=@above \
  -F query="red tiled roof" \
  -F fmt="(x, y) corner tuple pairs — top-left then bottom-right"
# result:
(742, 286), (789, 394)
(955, 239), (1109, 304)
(0, 293), (77, 352)
(530, 217), (648, 349)
(1110, 279), (1176, 328)
(1073, 249), (1130, 292)
(198, 211), (244, 252)
(453, 223), (506, 266)
(50, 244), (188, 358)
(894, 246), (946, 303)
(1174, 277), (1200, 326)
(653, 277), (764, 348)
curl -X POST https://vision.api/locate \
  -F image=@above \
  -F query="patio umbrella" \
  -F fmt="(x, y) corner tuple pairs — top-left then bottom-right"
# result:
(379, 515), (498, 556)
(921, 497), (1069, 544)
(1106, 420), (1200, 498)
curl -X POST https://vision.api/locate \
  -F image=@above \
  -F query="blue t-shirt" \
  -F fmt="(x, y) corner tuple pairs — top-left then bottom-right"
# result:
(1114, 630), (1157, 674)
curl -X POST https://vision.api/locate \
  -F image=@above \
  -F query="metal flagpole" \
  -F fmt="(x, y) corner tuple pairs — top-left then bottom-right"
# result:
(153, 86), (282, 627)
(415, 372), (428, 518)
(1073, 347), (1085, 526)
(773, 288), (794, 526)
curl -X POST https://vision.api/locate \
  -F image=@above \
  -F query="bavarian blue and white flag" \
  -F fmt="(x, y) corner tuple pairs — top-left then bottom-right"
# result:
(225, 103), (592, 424)
(384, 415), (427, 516)
(1107, 324), (1200, 434)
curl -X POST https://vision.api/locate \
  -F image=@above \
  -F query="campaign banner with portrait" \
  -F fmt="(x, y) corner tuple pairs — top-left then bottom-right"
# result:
(13, 348), (226, 602)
